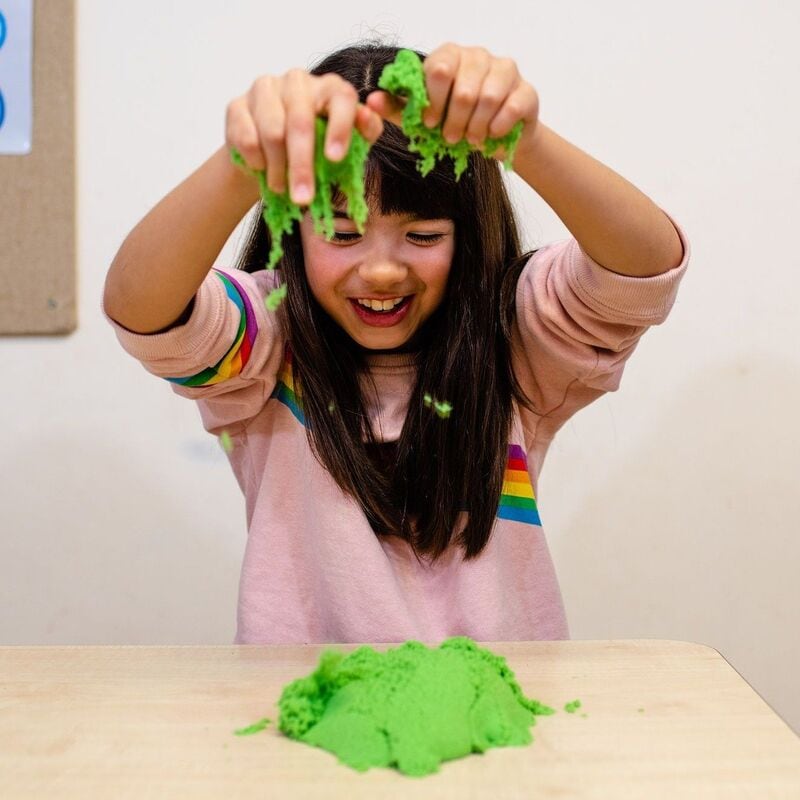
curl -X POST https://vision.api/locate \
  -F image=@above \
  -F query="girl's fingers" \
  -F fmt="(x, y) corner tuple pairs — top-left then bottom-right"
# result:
(422, 45), (461, 129)
(318, 74), (358, 161)
(261, 107), (288, 194)
(282, 69), (316, 204)
(420, 46), (536, 148)
(355, 102), (385, 143)
(364, 90), (404, 128)
(232, 50), (530, 203)
(243, 75), (292, 193)
(463, 58), (518, 146)
(438, 47), (491, 145)
(236, 71), (385, 200)
(487, 80), (539, 139)
(226, 96), (266, 171)
(248, 79), (288, 194)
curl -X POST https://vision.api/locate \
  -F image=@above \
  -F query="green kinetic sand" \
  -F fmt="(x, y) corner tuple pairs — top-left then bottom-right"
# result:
(277, 636), (554, 777)
(229, 48), (525, 279)
(218, 429), (234, 453)
(377, 48), (524, 180)
(423, 393), (453, 419)
(230, 116), (370, 271)
(564, 699), (582, 714)
(233, 717), (271, 736)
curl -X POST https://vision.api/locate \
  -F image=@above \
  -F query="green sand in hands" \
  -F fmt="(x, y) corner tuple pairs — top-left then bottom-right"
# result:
(277, 636), (554, 777)
(230, 116), (370, 272)
(229, 48), (524, 280)
(377, 48), (524, 180)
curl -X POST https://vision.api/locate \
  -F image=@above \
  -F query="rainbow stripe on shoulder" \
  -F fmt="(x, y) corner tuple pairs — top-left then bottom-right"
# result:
(270, 345), (305, 425)
(497, 444), (542, 526)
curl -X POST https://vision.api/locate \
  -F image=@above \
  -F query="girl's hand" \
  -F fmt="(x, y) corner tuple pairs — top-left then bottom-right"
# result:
(225, 71), (385, 204)
(366, 43), (540, 153)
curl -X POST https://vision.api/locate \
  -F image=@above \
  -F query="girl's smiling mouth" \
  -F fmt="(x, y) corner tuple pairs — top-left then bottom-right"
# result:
(348, 295), (414, 327)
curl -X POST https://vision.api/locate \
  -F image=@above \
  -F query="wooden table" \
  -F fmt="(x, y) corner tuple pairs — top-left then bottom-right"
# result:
(1, 640), (798, 798)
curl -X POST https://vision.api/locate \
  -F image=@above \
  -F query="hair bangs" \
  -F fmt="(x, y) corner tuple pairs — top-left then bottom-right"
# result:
(331, 122), (463, 223)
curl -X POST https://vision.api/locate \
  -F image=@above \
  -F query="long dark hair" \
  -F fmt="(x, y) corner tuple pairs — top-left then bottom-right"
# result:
(235, 42), (536, 563)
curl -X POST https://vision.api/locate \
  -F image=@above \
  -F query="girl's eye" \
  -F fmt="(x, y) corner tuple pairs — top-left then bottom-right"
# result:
(407, 232), (445, 243)
(331, 231), (360, 242)
(329, 231), (446, 243)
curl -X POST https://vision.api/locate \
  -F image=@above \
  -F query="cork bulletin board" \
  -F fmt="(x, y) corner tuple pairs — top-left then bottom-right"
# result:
(0, 0), (75, 334)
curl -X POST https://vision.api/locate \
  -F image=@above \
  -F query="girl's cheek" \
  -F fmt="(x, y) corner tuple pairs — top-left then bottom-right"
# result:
(304, 246), (353, 293)
(417, 246), (455, 280)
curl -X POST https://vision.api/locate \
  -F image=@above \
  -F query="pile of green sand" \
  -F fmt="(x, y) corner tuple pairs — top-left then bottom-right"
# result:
(277, 636), (554, 777)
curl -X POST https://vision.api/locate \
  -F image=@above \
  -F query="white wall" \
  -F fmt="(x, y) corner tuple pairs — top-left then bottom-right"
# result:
(2, 0), (798, 733)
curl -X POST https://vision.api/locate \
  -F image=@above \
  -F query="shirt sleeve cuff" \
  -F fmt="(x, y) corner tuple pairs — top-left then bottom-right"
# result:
(101, 270), (237, 366)
(566, 208), (691, 325)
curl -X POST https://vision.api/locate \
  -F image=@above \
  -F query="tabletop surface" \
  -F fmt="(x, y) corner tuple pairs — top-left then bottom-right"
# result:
(1, 639), (799, 799)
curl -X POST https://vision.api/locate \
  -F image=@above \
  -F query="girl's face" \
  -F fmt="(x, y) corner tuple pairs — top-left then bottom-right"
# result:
(299, 206), (456, 352)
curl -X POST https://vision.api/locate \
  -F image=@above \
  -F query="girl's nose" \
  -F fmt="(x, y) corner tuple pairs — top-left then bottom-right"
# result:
(356, 252), (409, 288)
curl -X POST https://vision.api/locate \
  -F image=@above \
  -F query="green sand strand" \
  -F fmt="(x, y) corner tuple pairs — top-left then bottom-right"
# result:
(377, 49), (524, 180)
(277, 636), (554, 777)
(264, 282), (287, 312)
(234, 717), (272, 736)
(230, 117), (370, 273)
(308, 117), (370, 240)
(218, 430), (234, 453)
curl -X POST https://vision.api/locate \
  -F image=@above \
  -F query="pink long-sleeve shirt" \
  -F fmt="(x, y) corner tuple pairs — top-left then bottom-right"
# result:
(105, 211), (690, 644)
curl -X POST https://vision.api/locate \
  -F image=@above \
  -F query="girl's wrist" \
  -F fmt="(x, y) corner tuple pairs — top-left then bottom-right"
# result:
(216, 145), (262, 208)
(513, 119), (547, 167)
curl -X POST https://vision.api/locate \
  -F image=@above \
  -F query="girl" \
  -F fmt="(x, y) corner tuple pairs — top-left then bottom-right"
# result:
(103, 41), (690, 645)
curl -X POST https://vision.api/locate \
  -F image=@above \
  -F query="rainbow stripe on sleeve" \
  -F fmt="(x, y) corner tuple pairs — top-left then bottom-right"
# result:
(497, 444), (542, 526)
(166, 270), (257, 387)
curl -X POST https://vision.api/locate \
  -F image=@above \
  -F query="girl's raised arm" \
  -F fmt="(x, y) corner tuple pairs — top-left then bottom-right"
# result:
(103, 69), (383, 335)
(103, 146), (259, 334)
(367, 43), (682, 277)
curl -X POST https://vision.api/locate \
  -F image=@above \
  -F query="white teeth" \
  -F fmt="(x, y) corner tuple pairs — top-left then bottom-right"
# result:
(356, 297), (405, 311)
